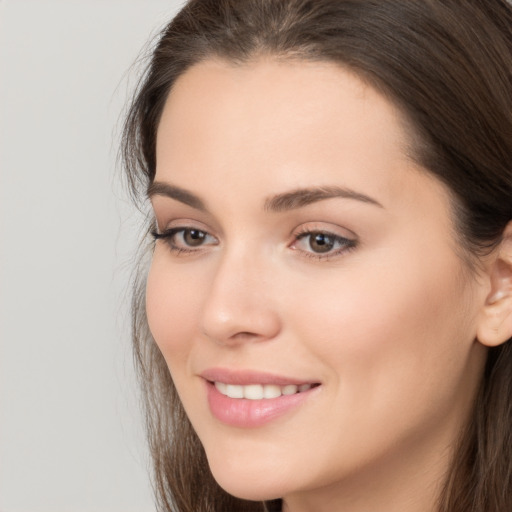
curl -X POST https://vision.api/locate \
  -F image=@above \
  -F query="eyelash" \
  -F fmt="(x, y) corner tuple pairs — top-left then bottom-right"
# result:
(151, 227), (218, 255)
(151, 226), (358, 260)
(291, 228), (357, 261)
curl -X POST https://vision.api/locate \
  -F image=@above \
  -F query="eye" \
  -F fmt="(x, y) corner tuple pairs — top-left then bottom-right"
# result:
(180, 228), (208, 247)
(151, 227), (218, 253)
(302, 232), (337, 253)
(291, 230), (357, 258)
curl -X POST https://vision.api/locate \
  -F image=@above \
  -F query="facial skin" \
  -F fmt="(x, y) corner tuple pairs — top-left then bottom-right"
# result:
(147, 59), (493, 512)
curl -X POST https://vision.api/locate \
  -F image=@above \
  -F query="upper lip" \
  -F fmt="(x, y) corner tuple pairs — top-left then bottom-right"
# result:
(200, 367), (319, 386)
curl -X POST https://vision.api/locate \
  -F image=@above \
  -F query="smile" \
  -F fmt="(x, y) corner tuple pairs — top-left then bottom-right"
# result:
(204, 373), (321, 427)
(214, 381), (315, 400)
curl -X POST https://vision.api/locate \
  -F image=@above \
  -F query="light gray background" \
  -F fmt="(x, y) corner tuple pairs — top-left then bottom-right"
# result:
(0, 1), (182, 510)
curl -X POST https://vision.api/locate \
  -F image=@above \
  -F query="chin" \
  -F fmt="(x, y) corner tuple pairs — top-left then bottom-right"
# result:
(206, 451), (289, 502)
(214, 477), (283, 503)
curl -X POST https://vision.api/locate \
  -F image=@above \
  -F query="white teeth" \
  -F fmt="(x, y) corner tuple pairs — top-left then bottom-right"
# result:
(244, 384), (264, 400)
(225, 384), (244, 398)
(214, 381), (313, 399)
(263, 384), (282, 399)
(282, 384), (298, 395)
(215, 381), (227, 394)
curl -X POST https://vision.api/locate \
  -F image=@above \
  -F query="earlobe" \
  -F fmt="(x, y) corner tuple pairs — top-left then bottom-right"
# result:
(476, 223), (512, 347)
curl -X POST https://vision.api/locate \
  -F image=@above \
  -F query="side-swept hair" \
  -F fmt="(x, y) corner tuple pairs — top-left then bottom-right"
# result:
(122, 2), (512, 510)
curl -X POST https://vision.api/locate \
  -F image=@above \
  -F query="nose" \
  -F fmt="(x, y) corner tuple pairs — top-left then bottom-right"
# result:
(200, 247), (281, 346)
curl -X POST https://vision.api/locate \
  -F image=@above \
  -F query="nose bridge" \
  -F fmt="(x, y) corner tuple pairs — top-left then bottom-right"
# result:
(200, 241), (280, 344)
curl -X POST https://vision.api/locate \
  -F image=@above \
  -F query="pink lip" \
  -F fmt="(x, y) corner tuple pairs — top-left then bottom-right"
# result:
(200, 367), (315, 386)
(201, 368), (321, 428)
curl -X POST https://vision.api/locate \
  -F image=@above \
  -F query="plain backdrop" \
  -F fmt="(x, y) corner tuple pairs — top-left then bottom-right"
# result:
(0, 1), (183, 510)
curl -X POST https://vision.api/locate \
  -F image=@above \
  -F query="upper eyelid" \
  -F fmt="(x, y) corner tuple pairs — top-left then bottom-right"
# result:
(292, 222), (357, 239)
(150, 196), (215, 225)
(154, 216), (214, 233)
(156, 226), (216, 239)
(292, 230), (357, 247)
(154, 222), (357, 238)
(294, 231), (354, 242)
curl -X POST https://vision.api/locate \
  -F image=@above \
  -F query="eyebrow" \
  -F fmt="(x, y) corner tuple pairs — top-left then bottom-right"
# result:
(148, 181), (383, 212)
(263, 186), (383, 212)
(147, 181), (207, 211)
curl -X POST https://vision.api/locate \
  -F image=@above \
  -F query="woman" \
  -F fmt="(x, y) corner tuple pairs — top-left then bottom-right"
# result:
(122, 1), (512, 511)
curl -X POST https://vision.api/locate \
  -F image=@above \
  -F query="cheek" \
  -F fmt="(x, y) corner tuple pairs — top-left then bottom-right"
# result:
(288, 250), (478, 405)
(275, 252), (482, 476)
(145, 254), (202, 368)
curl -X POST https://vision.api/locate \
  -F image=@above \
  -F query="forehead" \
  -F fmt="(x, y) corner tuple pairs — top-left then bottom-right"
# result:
(155, 58), (451, 224)
(157, 58), (408, 152)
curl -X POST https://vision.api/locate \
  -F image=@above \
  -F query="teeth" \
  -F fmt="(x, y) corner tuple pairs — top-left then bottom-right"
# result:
(263, 384), (281, 399)
(215, 381), (227, 394)
(225, 384), (244, 399)
(214, 382), (313, 399)
(244, 384), (264, 400)
(282, 384), (298, 395)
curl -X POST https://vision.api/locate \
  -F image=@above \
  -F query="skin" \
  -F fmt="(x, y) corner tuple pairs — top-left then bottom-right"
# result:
(146, 59), (496, 512)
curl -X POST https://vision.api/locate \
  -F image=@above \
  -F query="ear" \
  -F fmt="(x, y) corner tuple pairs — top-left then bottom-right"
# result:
(476, 222), (512, 347)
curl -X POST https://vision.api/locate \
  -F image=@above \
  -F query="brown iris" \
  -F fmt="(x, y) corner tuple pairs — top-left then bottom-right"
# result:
(183, 229), (207, 246)
(308, 232), (335, 253)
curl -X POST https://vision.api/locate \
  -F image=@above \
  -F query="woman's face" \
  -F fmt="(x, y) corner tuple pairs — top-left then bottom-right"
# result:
(147, 59), (490, 509)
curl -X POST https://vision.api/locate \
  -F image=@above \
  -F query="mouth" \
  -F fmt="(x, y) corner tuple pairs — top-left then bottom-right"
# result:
(201, 369), (321, 427)
(212, 381), (319, 400)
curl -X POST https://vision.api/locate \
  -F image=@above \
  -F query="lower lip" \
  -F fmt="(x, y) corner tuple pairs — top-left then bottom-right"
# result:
(205, 381), (318, 428)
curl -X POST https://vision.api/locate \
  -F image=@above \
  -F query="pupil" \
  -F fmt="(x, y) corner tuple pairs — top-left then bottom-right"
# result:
(185, 229), (206, 246)
(310, 233), (334, 253)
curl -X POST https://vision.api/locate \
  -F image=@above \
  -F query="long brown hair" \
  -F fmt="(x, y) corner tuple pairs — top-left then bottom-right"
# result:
(122, 1), (512, 511)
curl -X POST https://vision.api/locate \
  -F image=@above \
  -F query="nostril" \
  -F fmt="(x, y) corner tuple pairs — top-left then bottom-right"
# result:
(232, 331), (260, 340)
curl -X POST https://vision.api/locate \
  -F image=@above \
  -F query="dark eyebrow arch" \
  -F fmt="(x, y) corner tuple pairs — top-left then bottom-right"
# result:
(148, 181), (382, 213)
(147, 181), (207, 211)
(264, 186), (383, 212)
